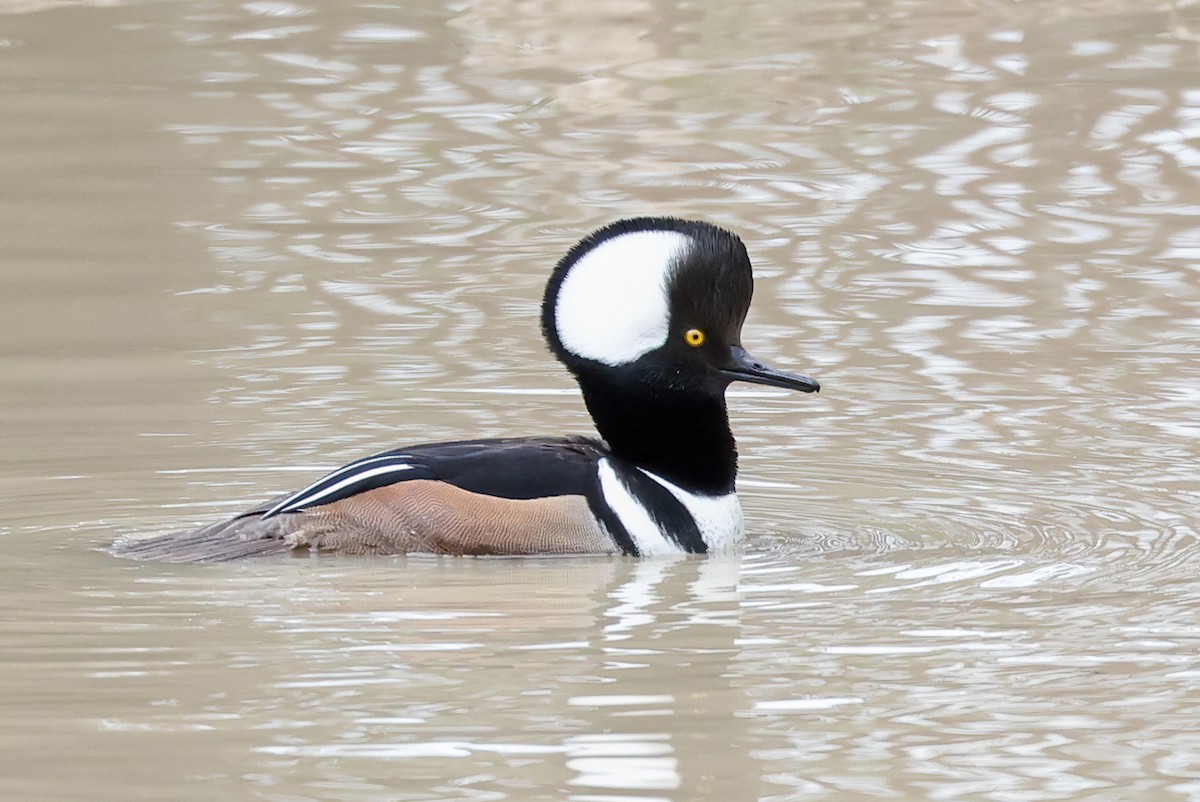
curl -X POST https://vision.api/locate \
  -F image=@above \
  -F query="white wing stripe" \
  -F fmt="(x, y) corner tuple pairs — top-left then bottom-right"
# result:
(282, 454), (412, 502)
(264, 456), (414, 517)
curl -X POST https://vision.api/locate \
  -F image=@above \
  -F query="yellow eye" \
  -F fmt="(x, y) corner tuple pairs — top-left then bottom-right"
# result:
(684, 329), (706, 347)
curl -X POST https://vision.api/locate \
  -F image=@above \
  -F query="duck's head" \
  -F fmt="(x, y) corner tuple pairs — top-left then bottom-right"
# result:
(542, 217), (820, 399)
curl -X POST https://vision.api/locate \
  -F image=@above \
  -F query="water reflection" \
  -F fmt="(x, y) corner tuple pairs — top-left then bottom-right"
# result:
(41, 546), (1200, 801)
(67, 557), (764, 800)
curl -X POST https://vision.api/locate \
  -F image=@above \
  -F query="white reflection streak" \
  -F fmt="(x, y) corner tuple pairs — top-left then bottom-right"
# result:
(689, 557), (741, 608)
(601, 558), (742, 638)
(564, 560), (745, 798)
(257, 741), (567, 758)
(602, 560), (672, 640)
(864, 558), (1025, 593)
(564, 733), (679, 794)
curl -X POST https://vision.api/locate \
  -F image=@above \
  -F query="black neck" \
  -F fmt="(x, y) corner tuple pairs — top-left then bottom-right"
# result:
(575, 371), (737, 495)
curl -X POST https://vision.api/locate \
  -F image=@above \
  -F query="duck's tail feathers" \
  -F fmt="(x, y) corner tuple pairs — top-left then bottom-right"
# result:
(110, 511), (297, 562)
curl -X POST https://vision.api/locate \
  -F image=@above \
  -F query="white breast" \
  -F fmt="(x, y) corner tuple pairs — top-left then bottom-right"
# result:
(596, 459), (745, 555)
(639, 468), (745, 553)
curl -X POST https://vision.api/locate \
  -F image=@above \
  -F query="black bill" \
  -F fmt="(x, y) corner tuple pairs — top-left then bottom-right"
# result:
(720, 345), (820, 393)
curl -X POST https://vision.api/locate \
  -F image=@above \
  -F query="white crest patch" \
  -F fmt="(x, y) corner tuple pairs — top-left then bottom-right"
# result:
(639, 469), (744, 553)
(554, 230), (691, 366)
(597, 459), (684, 556)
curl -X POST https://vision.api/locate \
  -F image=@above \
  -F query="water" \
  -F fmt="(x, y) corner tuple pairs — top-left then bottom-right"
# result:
(2, 0), (1200, 798)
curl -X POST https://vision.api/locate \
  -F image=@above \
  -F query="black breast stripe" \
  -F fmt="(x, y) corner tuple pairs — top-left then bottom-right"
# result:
(586, 471), (640, 557)
(610, 460), (708, 554)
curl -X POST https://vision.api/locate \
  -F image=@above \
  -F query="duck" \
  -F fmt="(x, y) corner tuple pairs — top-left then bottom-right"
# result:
(113, 217), (819, 561)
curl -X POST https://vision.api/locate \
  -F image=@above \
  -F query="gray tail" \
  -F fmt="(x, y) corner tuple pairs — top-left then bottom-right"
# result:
(110, 512), (298, 562)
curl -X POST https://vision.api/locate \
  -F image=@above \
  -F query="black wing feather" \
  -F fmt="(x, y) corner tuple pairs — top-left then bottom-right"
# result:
(264, 436), (608, 516)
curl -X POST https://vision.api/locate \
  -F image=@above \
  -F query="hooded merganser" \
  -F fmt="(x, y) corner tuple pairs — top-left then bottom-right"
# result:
(113, 217), (819, 561)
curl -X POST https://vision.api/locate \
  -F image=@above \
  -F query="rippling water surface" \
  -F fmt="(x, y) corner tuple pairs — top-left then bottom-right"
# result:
(2, 0), (1200, 799)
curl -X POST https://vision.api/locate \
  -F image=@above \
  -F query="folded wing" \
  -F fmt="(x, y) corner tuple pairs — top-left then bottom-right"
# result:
(112, 437), (616, 561)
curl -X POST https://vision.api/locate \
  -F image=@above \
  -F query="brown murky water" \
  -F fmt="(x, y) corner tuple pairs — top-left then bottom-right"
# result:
(3, 0), (1200, 799)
